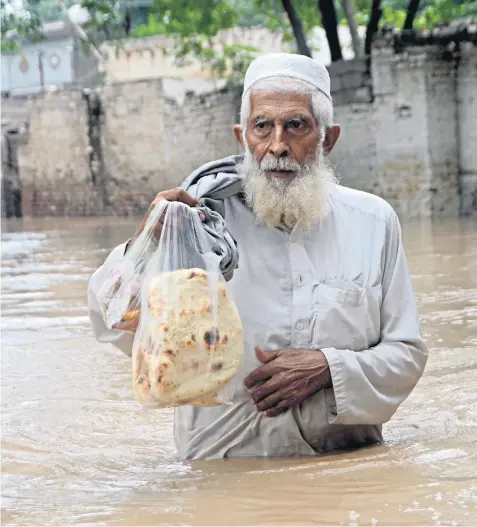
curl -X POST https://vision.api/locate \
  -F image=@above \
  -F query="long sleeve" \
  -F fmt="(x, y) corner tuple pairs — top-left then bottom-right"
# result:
(320, 210), (429, 425)
(87, 242), (135, 357)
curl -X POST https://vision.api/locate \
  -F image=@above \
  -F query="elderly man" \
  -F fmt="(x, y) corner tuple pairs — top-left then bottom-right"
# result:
(88, 53), (428, 460)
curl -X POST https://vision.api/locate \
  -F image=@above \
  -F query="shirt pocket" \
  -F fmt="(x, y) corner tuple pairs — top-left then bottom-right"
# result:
(309, 279), (381, 351)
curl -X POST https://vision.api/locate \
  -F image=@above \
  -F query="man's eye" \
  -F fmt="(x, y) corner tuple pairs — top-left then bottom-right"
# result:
(289, 120), (305, 130)
(254, 121), (271, 132)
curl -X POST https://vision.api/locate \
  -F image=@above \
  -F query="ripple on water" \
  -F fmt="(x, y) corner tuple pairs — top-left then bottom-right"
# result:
(1, 218), (477, 526)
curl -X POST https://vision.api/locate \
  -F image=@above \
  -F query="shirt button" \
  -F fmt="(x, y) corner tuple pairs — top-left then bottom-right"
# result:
(296, 321), (304, 330)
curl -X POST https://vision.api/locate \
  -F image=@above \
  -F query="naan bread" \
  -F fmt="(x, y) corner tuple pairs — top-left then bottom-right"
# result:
(132, 268), (243, 407)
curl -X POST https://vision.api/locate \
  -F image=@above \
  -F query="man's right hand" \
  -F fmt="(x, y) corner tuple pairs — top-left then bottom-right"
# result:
(128, 188), (205, 251)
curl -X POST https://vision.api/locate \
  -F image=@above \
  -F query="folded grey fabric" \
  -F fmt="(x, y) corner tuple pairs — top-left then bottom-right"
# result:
(181, 155), (245, 282)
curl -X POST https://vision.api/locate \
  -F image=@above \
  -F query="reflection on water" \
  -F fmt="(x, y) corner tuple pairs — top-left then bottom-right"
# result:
(1, 217), (477, 526)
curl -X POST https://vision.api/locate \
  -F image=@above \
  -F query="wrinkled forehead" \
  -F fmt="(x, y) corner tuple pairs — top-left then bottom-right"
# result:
(248, 91), (314, 120)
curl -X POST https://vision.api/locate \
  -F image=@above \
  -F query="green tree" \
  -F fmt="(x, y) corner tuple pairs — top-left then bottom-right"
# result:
(1, 0), (42, 52)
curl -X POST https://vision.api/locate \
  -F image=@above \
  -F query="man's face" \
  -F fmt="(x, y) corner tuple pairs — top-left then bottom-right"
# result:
(244, 92), (320, 181)
(234, 90), (339, 231)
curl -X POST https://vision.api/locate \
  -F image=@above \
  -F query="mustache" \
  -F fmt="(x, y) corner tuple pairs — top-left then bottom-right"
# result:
(259, 155), (302, 172)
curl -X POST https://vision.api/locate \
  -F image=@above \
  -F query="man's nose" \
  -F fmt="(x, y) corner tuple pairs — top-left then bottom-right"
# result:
(268, 126), (289, 158)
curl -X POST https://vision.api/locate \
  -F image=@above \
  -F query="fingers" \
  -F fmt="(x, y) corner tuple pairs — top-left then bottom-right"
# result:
(254, 389), (282, 412)
(244, 364), (273, 389)
(251, 374), (284, 404)
(244, 347), (280, 389)
(265, 399), (293, 417)
(255, 345), (277, 364)
(252, 379), (300, 415)
(157, 188), (200, 207)
(135, 188), (203, 243)
(261, 391), (301, 417)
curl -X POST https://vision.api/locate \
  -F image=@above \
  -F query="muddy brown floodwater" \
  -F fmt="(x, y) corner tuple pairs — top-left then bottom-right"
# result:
(1, 217), (476, 526)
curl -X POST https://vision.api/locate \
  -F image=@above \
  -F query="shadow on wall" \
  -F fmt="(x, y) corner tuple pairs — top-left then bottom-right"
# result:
(1, 129), (23, 218)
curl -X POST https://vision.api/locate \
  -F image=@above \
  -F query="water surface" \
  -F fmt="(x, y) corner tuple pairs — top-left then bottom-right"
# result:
(1, 217), (476, 526)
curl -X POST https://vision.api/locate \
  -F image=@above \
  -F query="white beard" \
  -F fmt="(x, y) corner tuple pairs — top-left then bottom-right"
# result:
(237, 147), (337, 231)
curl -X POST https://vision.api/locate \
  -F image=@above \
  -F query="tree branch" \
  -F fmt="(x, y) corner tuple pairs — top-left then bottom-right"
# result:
(317, 0), (343, 61)
(403, 0), (421, 31)
(365, 0), (382, 56)
(281, 0), (312, 57)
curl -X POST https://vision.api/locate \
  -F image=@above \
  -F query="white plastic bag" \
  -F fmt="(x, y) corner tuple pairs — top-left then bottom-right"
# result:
(99, 200), (243, 409)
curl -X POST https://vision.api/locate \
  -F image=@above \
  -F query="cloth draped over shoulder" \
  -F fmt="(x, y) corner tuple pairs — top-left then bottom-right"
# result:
(180, 154), (244, 282)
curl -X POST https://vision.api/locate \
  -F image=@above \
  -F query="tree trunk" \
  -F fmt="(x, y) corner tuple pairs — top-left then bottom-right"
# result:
(364, 0), (382, 56)
(404, 0), (421, 31)
(281, 0), (312, 57)
(341, 0), (362, 57)
(317, 0), (343, 62)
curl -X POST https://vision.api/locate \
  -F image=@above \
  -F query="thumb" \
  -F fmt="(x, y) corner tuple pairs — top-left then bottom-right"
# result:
(255, 346), (278, 364)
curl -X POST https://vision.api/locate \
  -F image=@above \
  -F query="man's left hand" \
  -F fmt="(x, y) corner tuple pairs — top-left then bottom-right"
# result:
(244, 346), (332, 417)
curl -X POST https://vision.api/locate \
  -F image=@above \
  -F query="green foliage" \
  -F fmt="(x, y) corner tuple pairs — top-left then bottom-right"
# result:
(127, 0), (256, 81)
(132, 0), (239, 37)
(413, 0), (477, 28)
(349, 0), (476, 29)
(174, 40), (260, 84)
(237, 0), (321, 46)
(3, 0), (475, 77)
(1, 0), (43, 52)
(81, 0), (125, 42)
(132, 0), (322, 52)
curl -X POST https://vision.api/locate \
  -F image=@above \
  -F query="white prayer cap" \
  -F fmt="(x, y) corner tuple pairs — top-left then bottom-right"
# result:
(242, 52), (331, 102)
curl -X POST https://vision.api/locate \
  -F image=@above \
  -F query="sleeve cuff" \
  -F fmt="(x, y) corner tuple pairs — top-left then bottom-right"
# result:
(321, 347), (347, 424)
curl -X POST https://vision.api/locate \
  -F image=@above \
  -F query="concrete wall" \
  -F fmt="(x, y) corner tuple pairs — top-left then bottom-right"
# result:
(7, 44), (477, 218)
(1, 38), (75, 95)
(161, 87), (241, 182)
(101, 28), (287, 84)
(12, 80), (241, 216)
(100, 25), (367, 84)
(18, 90), (104, 216)
(330, 46), (473, 218)
(457, 43), (477, 214)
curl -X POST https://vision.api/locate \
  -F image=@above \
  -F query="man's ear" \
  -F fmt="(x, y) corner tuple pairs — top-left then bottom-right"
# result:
(323, 125), (341, 156)
(233, 124), (245, 149)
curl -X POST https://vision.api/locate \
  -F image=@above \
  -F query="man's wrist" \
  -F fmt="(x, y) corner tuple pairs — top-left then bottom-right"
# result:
(312, 348), (333, 390)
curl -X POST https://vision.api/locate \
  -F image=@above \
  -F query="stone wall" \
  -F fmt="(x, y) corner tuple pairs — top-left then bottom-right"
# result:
(6, 43), (477, 218)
